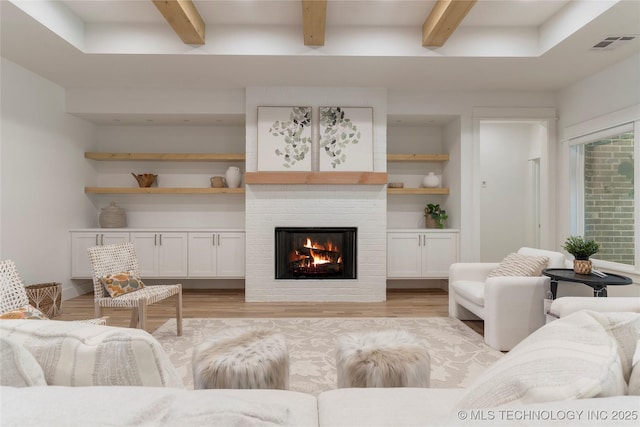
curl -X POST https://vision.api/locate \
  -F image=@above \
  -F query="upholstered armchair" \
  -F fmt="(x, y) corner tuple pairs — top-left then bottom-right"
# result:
(449, 247), (566, 351)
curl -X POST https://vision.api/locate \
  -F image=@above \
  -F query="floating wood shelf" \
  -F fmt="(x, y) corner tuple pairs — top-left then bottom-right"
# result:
(244, 172), (388, 185)
(387, 154), (449, 162)
(387, 188), (450, 195)
(85, 152), (245, 161)
(85, 187), (245, 194)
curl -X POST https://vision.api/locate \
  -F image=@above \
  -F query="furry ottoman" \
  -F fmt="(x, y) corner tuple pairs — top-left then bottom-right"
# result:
(192, 328), (289, 390)
(336, 329), (431, 388)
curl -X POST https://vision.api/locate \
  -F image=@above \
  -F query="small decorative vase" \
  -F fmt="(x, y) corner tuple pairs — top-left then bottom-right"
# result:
(99, 202), (126, 228)
(573, 259), (592, 275)
(210, 176), (226, 188)
(225, 166), (242, 188)
(422, 172), (441, 188)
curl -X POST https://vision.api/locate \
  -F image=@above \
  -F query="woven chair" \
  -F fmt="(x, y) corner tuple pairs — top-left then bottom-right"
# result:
(87, 243), (182, 336)
(0, 259), (30, 314)
(1, 259), (108, 325)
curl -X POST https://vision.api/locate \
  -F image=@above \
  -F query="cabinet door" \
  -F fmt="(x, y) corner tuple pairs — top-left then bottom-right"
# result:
(130, 233), (159, 277)
(71, 232), (129, 278)
(188, 233), (217, 277)
(157, 233), (188, 277)
(216, 232), (245, 277)
(387, 232), (422, 278)
(422, 233), (458, 278)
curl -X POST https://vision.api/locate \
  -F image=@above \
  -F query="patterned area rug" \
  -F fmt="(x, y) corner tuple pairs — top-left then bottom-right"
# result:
(153, 317), (502, 396)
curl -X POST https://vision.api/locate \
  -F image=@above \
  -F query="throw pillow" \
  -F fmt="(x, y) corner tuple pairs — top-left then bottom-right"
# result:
(99, 272), (145, 297)
(0, 336), (47, 387)
(0, 304), (48, 320)
(487, 252), (549, 278)
(456, 310), (626, 409)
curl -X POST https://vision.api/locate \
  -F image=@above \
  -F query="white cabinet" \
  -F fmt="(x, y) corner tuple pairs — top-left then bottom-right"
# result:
(70, 232), (130, 278)
(387, 230), (458, 279)
(188, 232), (245, 278)
(130, 232), (188, 278)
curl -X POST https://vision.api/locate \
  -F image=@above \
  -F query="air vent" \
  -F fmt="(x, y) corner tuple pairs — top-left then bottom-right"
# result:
(591, 36), (637, 50)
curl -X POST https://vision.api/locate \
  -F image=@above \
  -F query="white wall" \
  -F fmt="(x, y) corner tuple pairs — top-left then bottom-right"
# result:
(1, 58), (95, 299)
(555, 53), (640, 295)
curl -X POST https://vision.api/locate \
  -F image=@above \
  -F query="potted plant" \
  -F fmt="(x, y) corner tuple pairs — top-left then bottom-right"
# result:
(562, 235), (600, 274)
(424, 203), (448, 229)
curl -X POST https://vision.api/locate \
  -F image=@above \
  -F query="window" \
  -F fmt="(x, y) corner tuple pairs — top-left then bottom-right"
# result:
(570, 122), (637, 270)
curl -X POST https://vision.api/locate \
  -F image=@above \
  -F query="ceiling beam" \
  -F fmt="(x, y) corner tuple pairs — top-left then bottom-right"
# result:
(422, 0), (477, 47)
(302, 0), (327, 46)
(152, 0), (205, 45)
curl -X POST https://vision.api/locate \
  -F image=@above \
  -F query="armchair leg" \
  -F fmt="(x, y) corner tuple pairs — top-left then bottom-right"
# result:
(129, 308), (139, 328)
(176, 285), (183, 336)
(94, 304), (103, 319)
(138, 300), (148, 331)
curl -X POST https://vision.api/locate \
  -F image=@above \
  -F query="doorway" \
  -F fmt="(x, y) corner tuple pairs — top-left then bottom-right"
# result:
(478, 121), (547, 261)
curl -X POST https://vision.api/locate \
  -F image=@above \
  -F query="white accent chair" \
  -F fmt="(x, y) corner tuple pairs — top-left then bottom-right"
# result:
(88, 243), (182, 335)
(449, 247), (566, 351)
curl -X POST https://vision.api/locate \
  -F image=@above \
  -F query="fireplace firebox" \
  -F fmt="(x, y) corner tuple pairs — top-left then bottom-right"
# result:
(275, 227), (357, 280)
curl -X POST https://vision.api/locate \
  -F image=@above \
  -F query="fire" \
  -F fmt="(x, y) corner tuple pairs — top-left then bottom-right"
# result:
(301, 237), (339, 266)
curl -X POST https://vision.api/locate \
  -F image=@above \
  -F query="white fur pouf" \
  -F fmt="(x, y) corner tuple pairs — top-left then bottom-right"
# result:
(336, 329), (431, 388)
(192, 328), (289, 390)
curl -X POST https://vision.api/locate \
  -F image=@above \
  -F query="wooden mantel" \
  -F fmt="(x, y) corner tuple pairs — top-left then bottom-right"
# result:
(244, 172), (388, 185)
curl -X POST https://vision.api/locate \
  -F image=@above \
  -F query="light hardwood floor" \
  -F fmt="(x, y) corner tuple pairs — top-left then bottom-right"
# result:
(55, 288), (484, 335)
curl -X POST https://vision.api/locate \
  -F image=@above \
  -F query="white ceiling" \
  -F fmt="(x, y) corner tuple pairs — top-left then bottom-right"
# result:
(1, 0), (639, 96)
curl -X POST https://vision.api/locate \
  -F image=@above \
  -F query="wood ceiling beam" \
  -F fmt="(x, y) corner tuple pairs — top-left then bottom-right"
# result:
(152, 0), (205, 45)
(422, 0), (477, 47)
(302, 0), (327, 46)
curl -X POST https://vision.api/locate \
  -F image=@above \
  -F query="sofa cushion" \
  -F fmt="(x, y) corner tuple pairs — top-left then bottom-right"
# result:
(0, 304), (48, 320)
(587, 311), (640, 382)
(452, 281), (485, 306)
(487, 253), (549, 278)
(99, 271), (145, 297)
(628, 340), (640, 395)
(0, 320), (182, 387)
(0, 336), (47, 387)
(1, 386), (309, 427)
(456, 310), (626, 408)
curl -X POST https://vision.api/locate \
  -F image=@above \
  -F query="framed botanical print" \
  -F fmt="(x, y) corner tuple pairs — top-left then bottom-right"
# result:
(319, 107), (373, 171)
(257, 106), (312, 171)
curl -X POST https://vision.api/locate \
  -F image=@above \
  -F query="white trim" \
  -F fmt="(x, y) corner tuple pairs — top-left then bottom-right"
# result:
(564, 104), (640, 141)
(568, 122), (634, 146)
(472, 107), (557, 120)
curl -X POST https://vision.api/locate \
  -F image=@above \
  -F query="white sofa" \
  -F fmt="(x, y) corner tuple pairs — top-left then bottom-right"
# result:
(2, 301), (639, 427)
(449, 247), (567, 351)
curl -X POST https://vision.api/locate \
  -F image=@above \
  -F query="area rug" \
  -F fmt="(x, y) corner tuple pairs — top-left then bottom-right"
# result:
(153, 317), (502, 396)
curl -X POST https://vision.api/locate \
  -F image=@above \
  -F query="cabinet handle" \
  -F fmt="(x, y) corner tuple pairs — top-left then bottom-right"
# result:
(159, 234), (162, 246)
(213, 234), (216, 246)
(423, 235), (426, 246)
(101, 234), (104, 245)
(418, 236), (421, 247)
(154, 234), (157, 246)
(96, 234), (99, 246)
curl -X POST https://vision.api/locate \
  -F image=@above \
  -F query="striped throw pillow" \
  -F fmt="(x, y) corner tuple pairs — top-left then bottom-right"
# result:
(487, 253), (549, 277)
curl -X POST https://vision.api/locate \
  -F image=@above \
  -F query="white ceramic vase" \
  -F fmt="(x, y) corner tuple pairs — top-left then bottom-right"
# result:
(422, 172), (441, 188)
(225, 166), (242, 188)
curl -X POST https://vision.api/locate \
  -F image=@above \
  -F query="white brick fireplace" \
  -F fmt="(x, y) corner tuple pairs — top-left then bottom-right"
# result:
(244, 87), (388, 302)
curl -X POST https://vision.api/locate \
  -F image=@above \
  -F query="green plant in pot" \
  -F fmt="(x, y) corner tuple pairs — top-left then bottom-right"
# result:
(562, 235), (600, 275)
(425, 203), (448, 229)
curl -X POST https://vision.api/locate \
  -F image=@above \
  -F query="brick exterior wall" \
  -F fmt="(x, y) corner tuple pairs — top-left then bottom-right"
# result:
(584, 131), (634, 264)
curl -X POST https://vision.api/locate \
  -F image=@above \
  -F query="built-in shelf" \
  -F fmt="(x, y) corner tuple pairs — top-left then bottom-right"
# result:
(245, 172), (388, 185)
(85, 187), (245, 194)
(387, 188), (449, 195)
(85, 152), (245, 161)
(387, 154), (449, 162)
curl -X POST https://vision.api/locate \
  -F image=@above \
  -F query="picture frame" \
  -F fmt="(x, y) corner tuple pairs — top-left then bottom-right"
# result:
(257, 106), (312, 171)
(318, 107), (373, 171)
